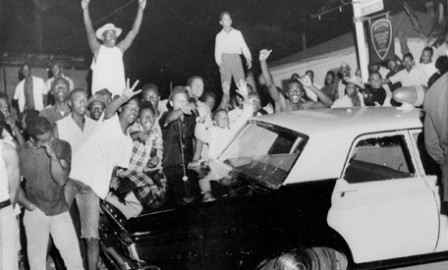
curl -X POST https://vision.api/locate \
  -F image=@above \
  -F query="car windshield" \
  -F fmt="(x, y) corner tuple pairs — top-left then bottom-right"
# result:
(219, 121), (307, 189)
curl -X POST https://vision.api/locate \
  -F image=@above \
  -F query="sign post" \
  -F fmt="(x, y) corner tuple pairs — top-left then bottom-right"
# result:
(352, 0), (384, 83)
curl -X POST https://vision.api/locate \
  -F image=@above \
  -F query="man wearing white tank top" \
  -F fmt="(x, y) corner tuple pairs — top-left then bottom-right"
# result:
(82, 0), (147, 97)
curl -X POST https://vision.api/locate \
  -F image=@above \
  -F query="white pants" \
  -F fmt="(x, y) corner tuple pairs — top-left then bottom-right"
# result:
(23, 208), (84, 270)
(1, 205), (18, 270)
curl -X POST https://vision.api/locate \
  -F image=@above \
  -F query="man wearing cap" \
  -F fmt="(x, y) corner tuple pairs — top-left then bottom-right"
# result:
(331, 75), (366, 108)
(88, 88), (111, 121)
(82, 0), (146, 97)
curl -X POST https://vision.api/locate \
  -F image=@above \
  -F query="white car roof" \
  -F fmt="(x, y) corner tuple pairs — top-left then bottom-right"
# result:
(253, 107), (423, 185)
(255, 107), (423, 136)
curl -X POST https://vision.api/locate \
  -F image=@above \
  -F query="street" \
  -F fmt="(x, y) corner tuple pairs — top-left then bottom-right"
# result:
(394, 260), (448, 270)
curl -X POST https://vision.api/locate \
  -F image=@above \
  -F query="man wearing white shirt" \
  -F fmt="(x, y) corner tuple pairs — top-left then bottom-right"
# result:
(12, 64), (47, 113)
(215, 11), (252, 85)
(418, 47), (438, 79)
(383, 53), (428, 87)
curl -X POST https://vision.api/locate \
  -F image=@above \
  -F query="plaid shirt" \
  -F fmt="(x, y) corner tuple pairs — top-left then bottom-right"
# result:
(113, 123), (165, 206)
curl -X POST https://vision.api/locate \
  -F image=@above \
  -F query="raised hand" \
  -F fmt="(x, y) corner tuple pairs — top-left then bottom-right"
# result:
(259, 49), (272, 62)
(81, 0), (90, 9)
(298, 74), (312, 87)
(222, 81), (230, 96)
(139, 0), (147, 10)
(236, 79), (249, 99)
(121, 78), (142, 100)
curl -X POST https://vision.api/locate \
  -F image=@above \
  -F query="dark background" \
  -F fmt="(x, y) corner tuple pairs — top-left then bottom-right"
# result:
(0, 0), (434, 97)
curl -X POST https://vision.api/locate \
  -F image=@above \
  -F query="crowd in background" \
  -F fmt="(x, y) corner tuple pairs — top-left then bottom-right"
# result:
(2, 1), (448, 270)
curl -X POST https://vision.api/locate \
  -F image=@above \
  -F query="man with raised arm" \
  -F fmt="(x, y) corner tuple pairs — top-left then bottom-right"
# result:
(82, 0), (146, 96)
(259, 49), (332, 112)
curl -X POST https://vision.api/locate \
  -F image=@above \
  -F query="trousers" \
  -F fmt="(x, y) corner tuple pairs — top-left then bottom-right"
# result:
(219, 54), (245, 85)
(23, 208), (84, 270)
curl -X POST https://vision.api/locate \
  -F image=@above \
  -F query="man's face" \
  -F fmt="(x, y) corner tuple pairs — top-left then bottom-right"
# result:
(214, 111), (230, 129)
(190, 78), (204, 99)
(142, 89), (160, 108)
(89, 101), (105, 121)
(204, 96), (216, 111)
(120, 99), (140, 125)
(70, 91), (88, 116)
(21, 65), (31, 78)
(369, 73), (382, 89)
(102, 30), (117, 47)
(403, 56), (413, 71)
(52, 64), (62, 78)
(171, 92), (188, 111)
(387, 60), (397, 71)
(0, 98), (9, 116)
(421, 50), (433, 64)
(139, 108), (155, 132)
(346, 83), (358, 97)
(52, 81), (70, 103)
(287, 82), (304, 104)
(34, 131), (53, 148)
(369, 64), (380, 73)
(220, 14), (232, 28)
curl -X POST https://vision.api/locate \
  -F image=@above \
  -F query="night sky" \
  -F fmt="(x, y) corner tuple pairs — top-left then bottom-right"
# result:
(0, 0), (432, 96)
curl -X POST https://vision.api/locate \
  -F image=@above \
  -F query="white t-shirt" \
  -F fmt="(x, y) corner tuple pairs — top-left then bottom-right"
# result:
(70, 114), (133, 199)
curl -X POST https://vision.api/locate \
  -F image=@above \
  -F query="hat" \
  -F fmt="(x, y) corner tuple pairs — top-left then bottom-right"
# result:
(88, 94), (107, 107)
(95, 23), (122, 41)
(344, 76), (365, 89)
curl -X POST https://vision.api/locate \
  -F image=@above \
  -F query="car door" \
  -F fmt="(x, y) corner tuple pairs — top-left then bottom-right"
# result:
(327, 131), (439, 264)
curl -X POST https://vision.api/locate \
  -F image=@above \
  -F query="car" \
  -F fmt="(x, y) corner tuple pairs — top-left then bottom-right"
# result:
(99, 107), (448, 270)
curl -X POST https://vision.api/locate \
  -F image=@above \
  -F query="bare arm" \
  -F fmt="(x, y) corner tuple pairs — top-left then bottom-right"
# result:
(40, 143), (70, 186)
(117, 0), (146, 52)
(259, 49), (287, 112)
(303, 83), (333, 107)
(3, 143), (20, 207)
(17, 187), (37, 211)
(82, 0), (100, 54)
(104, 79), (141, 120)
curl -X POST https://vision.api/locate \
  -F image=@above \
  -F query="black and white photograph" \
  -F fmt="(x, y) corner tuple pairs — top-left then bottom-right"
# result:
(1, 0), (448, 269)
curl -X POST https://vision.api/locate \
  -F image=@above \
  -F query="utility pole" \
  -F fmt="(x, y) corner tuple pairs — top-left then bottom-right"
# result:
(352, 0), (369, 83)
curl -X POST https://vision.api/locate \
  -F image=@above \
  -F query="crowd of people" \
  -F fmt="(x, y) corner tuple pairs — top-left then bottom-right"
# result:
(2, 0), (448, 270)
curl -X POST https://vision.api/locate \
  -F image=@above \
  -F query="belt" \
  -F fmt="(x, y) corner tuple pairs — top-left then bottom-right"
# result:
(0, 199), (11, 209)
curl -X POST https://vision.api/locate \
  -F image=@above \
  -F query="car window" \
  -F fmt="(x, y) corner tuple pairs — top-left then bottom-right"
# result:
(219, 121), (307, 189)
(344, 135), (415, 183)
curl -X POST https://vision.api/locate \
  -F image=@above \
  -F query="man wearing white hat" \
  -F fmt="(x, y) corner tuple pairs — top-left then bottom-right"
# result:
(82, 0), (147, 97)
(331, 75), (366, 108)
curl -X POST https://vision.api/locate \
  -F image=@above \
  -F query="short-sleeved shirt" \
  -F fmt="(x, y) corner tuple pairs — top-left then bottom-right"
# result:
(70, 114), (134, 199)
(39, 106), (71, 127)
(389, 67), (428, 87)
(159, 111), (196, 168)
(19, 139), (71, 216)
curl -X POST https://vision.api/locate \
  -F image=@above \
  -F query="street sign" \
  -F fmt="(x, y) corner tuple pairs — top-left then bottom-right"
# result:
(360, 0), (384, 17)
